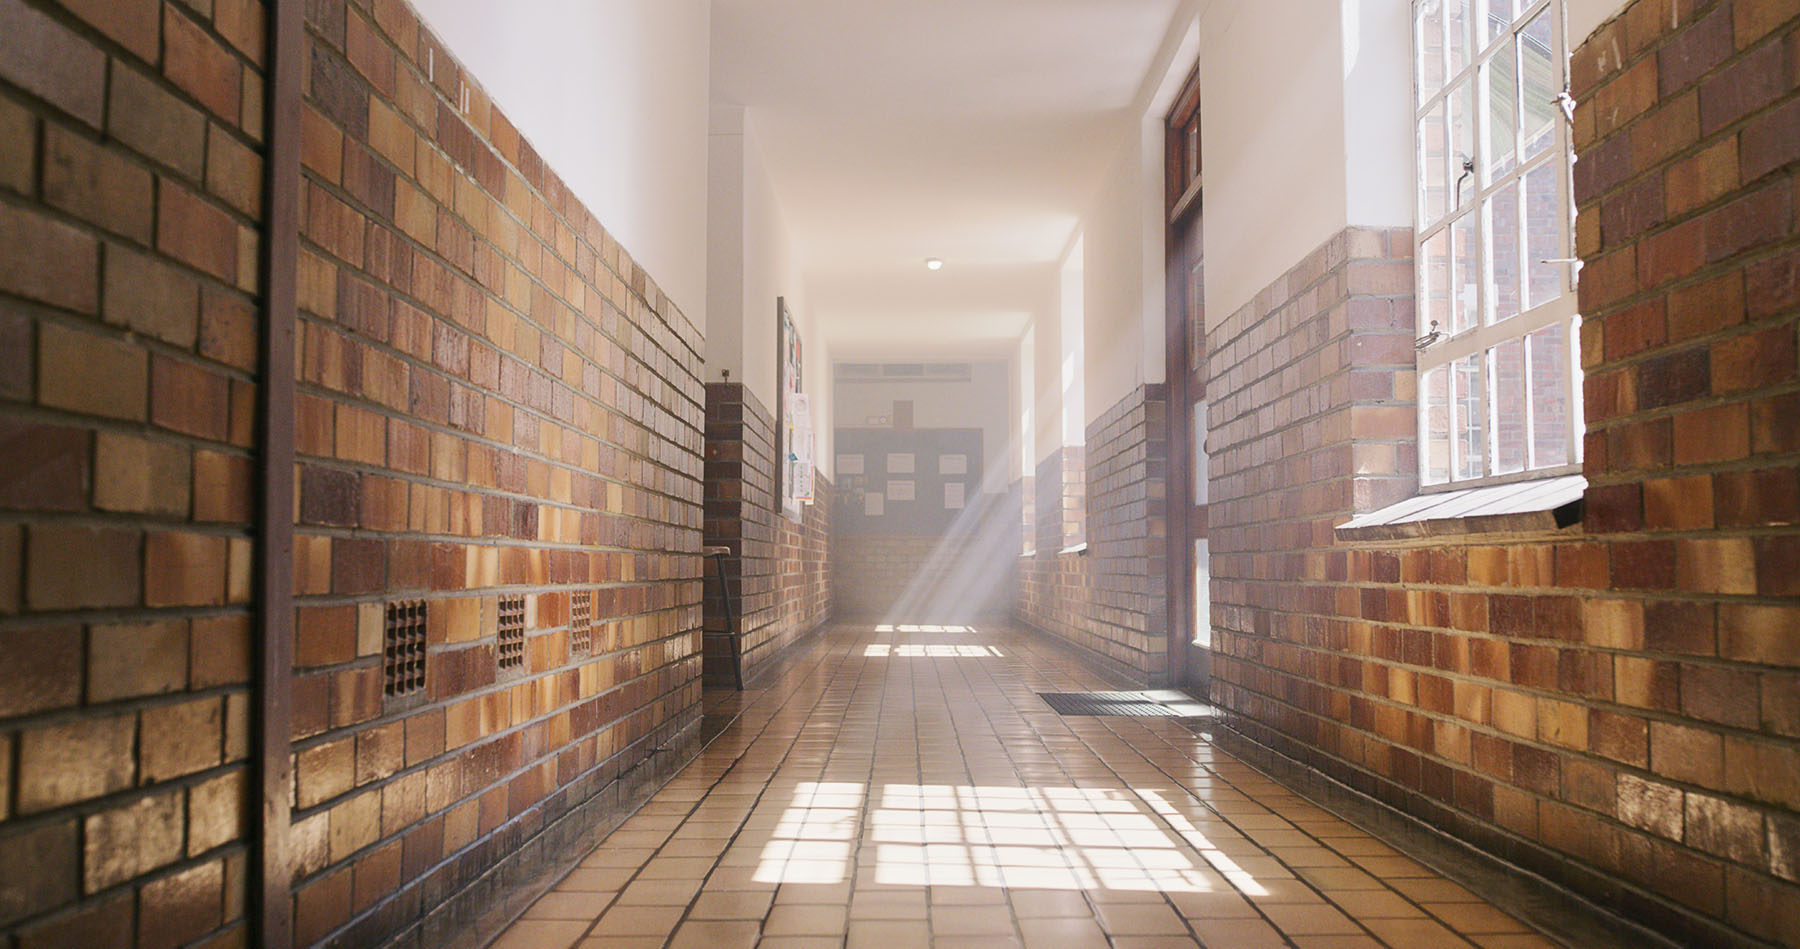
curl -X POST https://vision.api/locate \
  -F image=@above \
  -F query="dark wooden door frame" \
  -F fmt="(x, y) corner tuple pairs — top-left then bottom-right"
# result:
(1163, 65), (1203, 690)
(257, 0), (302, 943)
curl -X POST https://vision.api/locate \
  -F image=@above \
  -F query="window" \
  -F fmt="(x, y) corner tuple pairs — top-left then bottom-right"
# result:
(1059, 237), (1086, 549)
(1415, 0), (1581, 487)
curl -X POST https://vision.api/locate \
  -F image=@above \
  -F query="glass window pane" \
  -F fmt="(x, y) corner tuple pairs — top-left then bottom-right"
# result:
(1525, 160), (1563, 309)
(1528, 322), (1571, 467)
(1481, 0), (1512, 45)
(1490, 339), (1527, 475)
(1420, 101), (1448, 224)
(1418, 0), (1445, 103)
(1424, 366), (1450, 485)
(1450, 77), (1477, 208)
(1454, 353), (1484, 480)
(1421, 229), (1450, 337)
(1449, 0), (1474, 77)
(1452, 211), (1479, 334)
(1486, 50), (1517, 179)
(1488, 182), (1522, 324)
(1520, 7), (1557, 160)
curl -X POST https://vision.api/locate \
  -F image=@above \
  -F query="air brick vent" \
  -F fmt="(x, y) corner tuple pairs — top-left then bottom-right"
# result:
(497, 595), (526, 671)
(569, 590), (592, 656)
(384, 601), (427, 697)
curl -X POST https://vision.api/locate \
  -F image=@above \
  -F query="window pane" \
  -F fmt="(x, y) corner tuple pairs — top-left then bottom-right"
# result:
(1525, 160), (1563, 309)
(1486, 48), (1518, 179)
(1418, 0), (1445, 103)
(1450, 77), (1477, 208)
(1488, 181), (1522, 324)
(1449, 0), (1474, 76)
(1421, 229), (1450, 337)
(1454, 353), (1484, 480)
(1420, 101), (1448, 224)
(1452, 210), (1479, 334)
(1423, 366), (1450, 485)
(1528, 322), (1571, 467)
(1480, 0), (1511, 47)
(1490, 338), (1527, 474)
(1521, 7), (1557, 160)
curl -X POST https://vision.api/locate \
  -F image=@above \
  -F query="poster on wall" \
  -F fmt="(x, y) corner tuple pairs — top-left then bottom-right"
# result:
(864, 493), (885, 516)
(939, 454), (967, 475)
(887, 453), (914, 474)
(944, 482), (966, 509)
(837, 454), (865, 475)
(886, 480), (915, 501)
(776, 297), (807, 522)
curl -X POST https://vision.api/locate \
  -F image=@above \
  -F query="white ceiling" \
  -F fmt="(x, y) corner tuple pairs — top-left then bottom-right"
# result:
(711, 0), (1184, 360)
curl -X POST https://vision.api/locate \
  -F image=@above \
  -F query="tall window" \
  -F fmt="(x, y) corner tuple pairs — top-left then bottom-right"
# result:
(1415, 0), (1582, 487)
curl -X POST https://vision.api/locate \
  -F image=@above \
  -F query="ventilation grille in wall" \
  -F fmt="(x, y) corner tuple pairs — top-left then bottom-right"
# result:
(497, 595), (526, 671)
(835, 362), (973, 383)
(569, 589), (592, 656)
(384, 601), (427, 698)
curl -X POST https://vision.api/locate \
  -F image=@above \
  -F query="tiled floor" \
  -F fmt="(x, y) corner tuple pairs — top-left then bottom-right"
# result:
(493, 622), (1563, 948)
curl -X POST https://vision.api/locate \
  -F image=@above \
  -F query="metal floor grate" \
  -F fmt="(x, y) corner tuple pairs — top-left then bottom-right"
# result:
(1037, 690), (1212, 718)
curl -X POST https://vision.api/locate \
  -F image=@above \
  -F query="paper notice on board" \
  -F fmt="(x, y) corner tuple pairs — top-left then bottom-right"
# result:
(944, 482), (965, 509)
(864, 492), (884, 516)
(886, 480), (915, 501)
(887, 453), (914, 474)
(837, 454), (865, 475)
(939, 454), (967, 475)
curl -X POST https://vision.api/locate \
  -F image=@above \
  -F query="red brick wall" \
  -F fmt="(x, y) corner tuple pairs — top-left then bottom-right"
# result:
(1016, 387), (1171, 685)
(702, 382), (830, 686)
(0, 0), (264, 943)
(285, 2), (708, 945)
(1206, 3), (1800, 939)
(832, 517), (1017, 623)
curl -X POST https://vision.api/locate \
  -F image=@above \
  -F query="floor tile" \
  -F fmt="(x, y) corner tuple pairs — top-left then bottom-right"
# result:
(493, 623), (1572, 949)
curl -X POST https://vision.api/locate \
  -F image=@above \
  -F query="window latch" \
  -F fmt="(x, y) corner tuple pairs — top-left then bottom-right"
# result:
(1554, 90), (1576, 124)
(1415, 320), (1443, 351)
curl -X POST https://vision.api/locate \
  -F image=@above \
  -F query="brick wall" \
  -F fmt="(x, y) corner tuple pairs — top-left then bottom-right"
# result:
(0, 0), (264, 943)
(701, 382), (830, 686)
(1206, 3), (1800, 940)
(1016, 387), (1172, 685)
(286, 2), (709, 944)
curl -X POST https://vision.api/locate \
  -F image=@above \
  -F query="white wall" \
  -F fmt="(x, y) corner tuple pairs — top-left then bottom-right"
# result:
(1199, 0), (1348, 323)
(410, 0), (711, 325)
(707, 107), (833, 478)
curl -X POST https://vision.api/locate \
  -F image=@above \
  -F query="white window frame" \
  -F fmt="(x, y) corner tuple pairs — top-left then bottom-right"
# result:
(1414, 0), (1584, 490)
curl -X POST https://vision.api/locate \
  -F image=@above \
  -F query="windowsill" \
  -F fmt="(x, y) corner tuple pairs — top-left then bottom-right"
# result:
(1334, 474), (1586, 541)
(1060, 542), (1089, 556)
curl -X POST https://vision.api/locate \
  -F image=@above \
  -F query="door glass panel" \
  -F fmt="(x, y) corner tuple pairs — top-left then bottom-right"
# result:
(1192, 539), (1210, 648)
(1192, 405), (1208, 505)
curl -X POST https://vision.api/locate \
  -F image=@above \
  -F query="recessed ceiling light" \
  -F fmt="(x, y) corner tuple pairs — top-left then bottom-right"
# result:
(925, 257), (943, 271)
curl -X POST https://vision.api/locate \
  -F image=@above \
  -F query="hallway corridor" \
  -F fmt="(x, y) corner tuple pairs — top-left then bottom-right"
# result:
(494, 623), (1567, 949)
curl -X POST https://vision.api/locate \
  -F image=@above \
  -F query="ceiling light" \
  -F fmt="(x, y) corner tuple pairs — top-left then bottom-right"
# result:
(925, 257), (943, 271)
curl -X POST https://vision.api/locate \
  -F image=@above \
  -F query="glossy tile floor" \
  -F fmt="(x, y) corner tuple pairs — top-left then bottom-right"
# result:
(493, 623), (1563, 948)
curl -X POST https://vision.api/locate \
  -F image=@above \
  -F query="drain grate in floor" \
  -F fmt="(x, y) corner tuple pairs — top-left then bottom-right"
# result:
(1037, 690), (1212, 717)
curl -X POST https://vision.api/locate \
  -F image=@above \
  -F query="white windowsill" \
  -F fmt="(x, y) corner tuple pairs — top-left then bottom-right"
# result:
(1060, 542), (1089, 556)
(1335, 474), (1587, 541)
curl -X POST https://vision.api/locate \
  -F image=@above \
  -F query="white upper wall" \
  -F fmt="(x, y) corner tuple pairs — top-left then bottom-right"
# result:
(409, 0), (711, 326)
